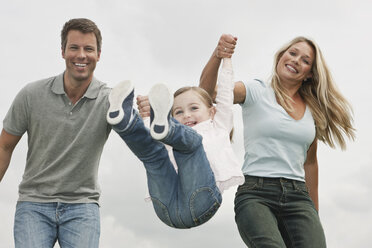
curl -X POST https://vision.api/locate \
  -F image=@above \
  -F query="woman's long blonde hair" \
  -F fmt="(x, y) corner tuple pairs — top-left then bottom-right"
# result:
(271, 37), (355, 149)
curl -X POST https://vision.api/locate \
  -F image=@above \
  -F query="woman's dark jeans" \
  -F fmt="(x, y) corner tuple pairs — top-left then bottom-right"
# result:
(234, 175), (326, 248)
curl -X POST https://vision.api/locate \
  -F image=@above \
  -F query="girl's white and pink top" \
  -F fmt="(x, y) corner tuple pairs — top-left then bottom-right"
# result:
(194, 59), (244, 193)
(144, 58), (244, 201)
(169, 58), (244, 193)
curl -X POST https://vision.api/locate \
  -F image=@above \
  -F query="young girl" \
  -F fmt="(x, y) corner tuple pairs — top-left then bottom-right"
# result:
(107, 58), (244, 228)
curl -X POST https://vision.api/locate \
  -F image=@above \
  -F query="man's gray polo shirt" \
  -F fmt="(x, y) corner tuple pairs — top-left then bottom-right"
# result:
(3, 73), (112, 204)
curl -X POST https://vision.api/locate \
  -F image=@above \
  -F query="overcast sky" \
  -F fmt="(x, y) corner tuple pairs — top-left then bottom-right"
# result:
(0, 0), (371, 247)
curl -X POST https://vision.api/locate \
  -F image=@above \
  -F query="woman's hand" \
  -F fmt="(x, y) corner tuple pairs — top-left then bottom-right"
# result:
(214, 34), (238, 59)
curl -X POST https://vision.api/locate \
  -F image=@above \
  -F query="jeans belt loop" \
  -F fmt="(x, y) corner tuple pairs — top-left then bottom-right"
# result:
(291, 179), (297, 190)
(258, 177), (264, 187)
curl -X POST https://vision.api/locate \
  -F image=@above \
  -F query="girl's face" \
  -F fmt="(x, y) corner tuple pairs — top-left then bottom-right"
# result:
(172, 90), (215, 127)
(277, 41), (315, 85)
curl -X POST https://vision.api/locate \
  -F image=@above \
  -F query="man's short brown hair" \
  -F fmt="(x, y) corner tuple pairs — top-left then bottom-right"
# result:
(61, 18), (102, 52)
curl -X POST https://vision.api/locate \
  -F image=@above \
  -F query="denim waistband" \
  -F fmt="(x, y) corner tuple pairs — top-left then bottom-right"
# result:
(244, 175), (306, 189)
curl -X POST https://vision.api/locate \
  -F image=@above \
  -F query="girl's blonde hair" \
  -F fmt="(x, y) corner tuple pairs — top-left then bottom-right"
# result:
(173, 86), (213, 109)
(173, 86), (234, 141)
(271, 36), (355, 149)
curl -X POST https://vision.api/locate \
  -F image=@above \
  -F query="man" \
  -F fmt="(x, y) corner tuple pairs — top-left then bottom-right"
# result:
(0, 18), (111, 248)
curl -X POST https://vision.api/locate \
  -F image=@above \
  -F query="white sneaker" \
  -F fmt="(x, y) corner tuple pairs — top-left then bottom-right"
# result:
(148, 83), (173, 140)
(107, 80), (134, 129)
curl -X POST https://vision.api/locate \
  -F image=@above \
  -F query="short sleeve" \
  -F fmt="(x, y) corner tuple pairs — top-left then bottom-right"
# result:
(241, 79), (266, 108)
(3, 85), (30, 136)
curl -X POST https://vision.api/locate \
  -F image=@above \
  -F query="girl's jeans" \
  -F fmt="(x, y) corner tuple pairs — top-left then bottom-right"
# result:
(234, 175), (326, 248)
(114, 112), (221, 228)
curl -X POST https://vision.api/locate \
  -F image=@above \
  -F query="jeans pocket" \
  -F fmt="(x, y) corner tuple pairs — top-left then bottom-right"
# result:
(234, 179), (261, 212)
(294, 183), (310, 196)
(236, 179), (259, 193)
(190, 187), (221, 227)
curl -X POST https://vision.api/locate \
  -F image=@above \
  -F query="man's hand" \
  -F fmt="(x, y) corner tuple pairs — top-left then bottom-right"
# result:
(136, 95), (150, 118)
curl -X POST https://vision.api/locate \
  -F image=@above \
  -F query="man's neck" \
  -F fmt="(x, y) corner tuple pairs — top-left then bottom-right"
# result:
(63, 73), (93, 104)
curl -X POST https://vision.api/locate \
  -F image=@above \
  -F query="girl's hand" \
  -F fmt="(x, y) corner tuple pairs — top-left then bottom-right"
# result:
(136, 95), (150, 118)
(214, 34), (238, 59)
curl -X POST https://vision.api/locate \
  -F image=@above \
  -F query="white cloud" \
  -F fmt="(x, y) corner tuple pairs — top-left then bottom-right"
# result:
(100, 215), (157, 248)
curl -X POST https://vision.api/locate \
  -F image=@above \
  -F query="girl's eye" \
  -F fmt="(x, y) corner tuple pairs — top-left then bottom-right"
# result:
(174, 110), (183, 115)
(303, 59), (310, 65)
(191, 106), (198, 111)
(289, 51), (296, 56)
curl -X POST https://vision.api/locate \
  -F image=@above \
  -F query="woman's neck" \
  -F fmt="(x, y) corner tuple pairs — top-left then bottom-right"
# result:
(281, 80), (302, 98)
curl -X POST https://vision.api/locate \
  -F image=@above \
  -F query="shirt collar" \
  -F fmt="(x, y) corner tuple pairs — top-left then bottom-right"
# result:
(51, 72), (101, 99)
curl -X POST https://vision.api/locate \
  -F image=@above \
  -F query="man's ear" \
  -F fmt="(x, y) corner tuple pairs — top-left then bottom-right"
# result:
(97, 50), (101, 62)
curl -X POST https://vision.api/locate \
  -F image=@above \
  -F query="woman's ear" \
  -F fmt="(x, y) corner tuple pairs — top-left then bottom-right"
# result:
(304, 74), (312, 83)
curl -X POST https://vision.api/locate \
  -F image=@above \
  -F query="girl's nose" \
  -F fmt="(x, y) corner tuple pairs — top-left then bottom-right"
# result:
(184, 111), (191, 118)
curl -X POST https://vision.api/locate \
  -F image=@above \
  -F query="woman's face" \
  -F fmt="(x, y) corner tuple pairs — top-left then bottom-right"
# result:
(276, 41), (315, 85)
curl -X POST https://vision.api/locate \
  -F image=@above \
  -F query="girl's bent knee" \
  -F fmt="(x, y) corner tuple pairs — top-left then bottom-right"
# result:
(150, 197), (177, 228)
(190, 187), (222, 226)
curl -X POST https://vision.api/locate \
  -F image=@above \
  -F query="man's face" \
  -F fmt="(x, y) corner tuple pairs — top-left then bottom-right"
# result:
(62, 30), (101, 83)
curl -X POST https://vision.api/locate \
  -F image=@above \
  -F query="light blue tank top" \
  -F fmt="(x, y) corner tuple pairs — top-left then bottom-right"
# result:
(241, 80), (316, 181)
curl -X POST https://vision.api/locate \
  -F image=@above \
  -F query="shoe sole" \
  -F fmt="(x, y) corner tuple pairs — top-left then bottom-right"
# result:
(148, 83), (173, 140)
(107, 80), (134, 125)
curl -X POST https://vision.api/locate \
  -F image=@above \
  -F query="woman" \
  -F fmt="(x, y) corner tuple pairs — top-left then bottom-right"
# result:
(199, 34), (355, 247)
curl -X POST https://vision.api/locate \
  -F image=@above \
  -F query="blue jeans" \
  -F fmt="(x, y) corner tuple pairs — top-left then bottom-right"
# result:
(234, 176), (326, 248)
(114, 112), (221, 228)
(14, 201), (100, 248)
